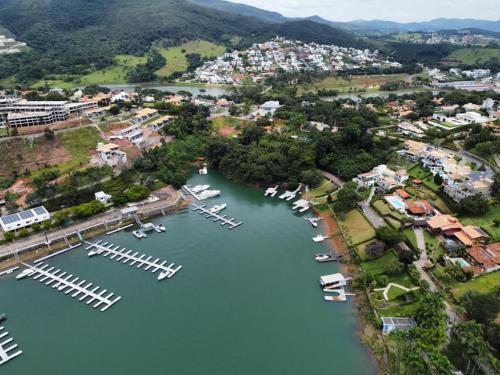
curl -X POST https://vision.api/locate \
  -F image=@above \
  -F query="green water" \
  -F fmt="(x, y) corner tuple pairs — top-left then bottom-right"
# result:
(0, 173), (375, 375)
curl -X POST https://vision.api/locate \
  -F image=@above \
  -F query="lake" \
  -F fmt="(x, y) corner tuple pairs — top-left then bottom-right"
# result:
(0, 173), (375, 375)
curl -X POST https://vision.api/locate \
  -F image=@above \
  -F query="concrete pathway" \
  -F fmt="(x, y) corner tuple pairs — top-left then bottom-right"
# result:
(359, 202), (385, 228)
(374, 283), (419, 301)
(318, 170), (345, 188)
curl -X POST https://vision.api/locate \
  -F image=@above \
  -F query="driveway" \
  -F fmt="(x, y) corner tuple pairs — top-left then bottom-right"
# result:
(359, 202), (385, 228)
(413, 228), (460, 325)
(318, 170), (345, 188)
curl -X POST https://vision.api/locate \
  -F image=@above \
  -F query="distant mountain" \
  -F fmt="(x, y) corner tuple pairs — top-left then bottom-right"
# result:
(189, 0), (287, 23)
(348, 18), (500, 33)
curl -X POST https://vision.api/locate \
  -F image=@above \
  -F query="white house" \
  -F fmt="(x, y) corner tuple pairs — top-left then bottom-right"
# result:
(0, 206), (50, 232)
(97, 143), (127, 168)
(95, 191), (112, 205)
(259, 101), (281, 115)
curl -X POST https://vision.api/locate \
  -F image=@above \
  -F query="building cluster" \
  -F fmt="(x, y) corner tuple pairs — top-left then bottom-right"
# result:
(353, 164), (409, 192)
(399, 140), (494, 202)
(397, 31), (500, 46)
(190, 37), (401, 84)
(0, 97), (98, 134)
(0, 34), (26, 54)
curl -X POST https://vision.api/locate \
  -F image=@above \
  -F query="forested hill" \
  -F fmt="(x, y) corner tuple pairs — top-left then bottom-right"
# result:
(0, 0), (368, 83)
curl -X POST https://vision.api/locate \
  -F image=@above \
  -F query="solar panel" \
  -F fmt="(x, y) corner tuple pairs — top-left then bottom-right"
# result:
(0, 213), (20, 225)
(18, 210), (34, 220)
(33, 206), (48, 216)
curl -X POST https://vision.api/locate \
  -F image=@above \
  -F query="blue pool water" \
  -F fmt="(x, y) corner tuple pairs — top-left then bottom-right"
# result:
(385, 196), (405, 210)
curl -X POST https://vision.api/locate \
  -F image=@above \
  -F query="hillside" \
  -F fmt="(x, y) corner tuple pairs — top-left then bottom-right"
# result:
(0, 0), (367, 85)
(189, 0), (287, 23)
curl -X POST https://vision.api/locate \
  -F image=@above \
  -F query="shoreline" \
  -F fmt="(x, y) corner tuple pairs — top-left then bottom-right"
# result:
(313, 205), (384, 374)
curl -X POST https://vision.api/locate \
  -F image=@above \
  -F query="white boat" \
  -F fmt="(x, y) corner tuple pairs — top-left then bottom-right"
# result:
(157, 270), (169, 281)
(313, 235), (328, 243)
(306, 217), (322, 228)
(16, 268), (35, 280)
(315, 254), (330, 261)
(198, 189), (221, 200)
(191, 184), (210, 193)
(157, 224), (166, 232)
(88, 248), (101, 257)
(209, 203), (227, 214)
(199, 166), (208, 175)
(133, 230), (147, 239)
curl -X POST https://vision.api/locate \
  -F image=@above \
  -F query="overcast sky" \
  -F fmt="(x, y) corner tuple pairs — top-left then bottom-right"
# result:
(229, 0), (500, 22)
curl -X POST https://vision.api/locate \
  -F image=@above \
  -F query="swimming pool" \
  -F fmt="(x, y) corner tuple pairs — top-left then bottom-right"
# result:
(450, 257), (471, 268)
(385, 195), (406, 210)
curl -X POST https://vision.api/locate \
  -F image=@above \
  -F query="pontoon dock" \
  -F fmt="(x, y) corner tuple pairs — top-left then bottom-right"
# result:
(191, 203), (243, 230)
(84, 240), (182, 281)
(18, 262), (121, 312)
(0, 326), (22, 366)
(264, 185), (279, 197)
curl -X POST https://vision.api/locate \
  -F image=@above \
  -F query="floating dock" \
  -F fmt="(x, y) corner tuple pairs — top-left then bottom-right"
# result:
(84, 240), (182, 281)
(264, 185), (279, 197)
(18, 262), (121, 312)
(292, 199), (309, 212)
(0, 326), (22, 366)
(279, 184), (302, 201)
(191, 204), (243, 230)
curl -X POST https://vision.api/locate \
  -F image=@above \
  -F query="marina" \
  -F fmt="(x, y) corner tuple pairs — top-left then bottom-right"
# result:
(182, 184), (220, 201)
(278, 184), (302, 201)
(292, 199), (310, 212)
(84, 240), (182, 281)
(16, 262), (122, 312)
(191, 203), (243, 230)
(0, 172), (375, 375)
(0, 326), (22, 366)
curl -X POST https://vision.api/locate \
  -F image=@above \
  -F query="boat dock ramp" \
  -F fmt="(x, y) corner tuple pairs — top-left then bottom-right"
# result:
(18, 262), (121, 312)
(264, 185), (279, 197)
(191, 203), (243, 230)
(0, 326), (22, 366)
(292, 199), (309, 212)
(84, 240), (182, 281)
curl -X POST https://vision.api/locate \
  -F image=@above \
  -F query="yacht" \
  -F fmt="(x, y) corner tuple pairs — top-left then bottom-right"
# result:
(199, 166), (208, 175)
(16, 268), (35, 280)
(157, 224), (166, 232)
(191, 184), (210, 193)
(305, 217), (322, 228)
(209, 203), (227, 214)
(312, 234), (328, 243)
(198, 190), (221, 200)
(133, 230), (147, 239)
(157, 270), (170, 281)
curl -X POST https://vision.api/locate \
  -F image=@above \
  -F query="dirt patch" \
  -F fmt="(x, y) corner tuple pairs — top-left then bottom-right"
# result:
(0, 137), (72, 176)
(218, 127), (237, 137)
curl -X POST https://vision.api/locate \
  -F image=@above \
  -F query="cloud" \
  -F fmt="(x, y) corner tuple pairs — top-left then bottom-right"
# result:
(229, 0), (500, 22)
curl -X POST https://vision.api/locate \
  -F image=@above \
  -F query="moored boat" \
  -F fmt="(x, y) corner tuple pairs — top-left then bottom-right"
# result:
(312, 234), (328, 243)
(191, 184), (210, 193)
(157, 224), (166, 232)
(198, 189), (221, 200)
(133, 230), (147, 239)
(0, 313), (7, 323)
(16, 268), (35, 280)
(208, 203), (227, 214)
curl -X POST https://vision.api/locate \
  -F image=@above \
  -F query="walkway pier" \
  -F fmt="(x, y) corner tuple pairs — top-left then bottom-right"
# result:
(84, 240), (182, 281)
(0, 326), (22, 366)
(292, 199), (309, 212)
(181, 185), (202, 200)
(190, 204), (243, 230)
(18, 262), (122, 312)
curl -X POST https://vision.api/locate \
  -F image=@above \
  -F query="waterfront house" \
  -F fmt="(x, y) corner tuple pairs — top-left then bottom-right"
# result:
(405, 200), (434, 217)
(0, 206), (50, 232)
(353, 165), (408, 191)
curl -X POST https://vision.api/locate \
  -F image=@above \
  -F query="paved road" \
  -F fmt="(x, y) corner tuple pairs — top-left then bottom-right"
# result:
(318, 170), (345, 188)
(0, 194), (182, 259)
(359, 202), (385, 228)
(413, 228), (460, 325)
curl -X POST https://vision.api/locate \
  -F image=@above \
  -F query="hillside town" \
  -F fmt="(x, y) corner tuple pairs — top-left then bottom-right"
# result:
(188, 37), (402, 84)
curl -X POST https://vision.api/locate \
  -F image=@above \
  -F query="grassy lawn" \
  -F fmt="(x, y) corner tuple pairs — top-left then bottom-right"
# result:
(300, 73), (410, 93)
(307, 179), (336, 198)
(451, 271), (500, 298)
(377, 299), (421, 317)
(156, 40), (225, 78)
(362, 251), (398, 274)
(212, 116), (248, 131)
(80, 54), (147, 85)
(372, 199), (392, 216)
(449, 47), (500, 65)
(423, 230), (443, 260)
(408, 164), (432, 179)
(340, 209), (376, 246)
(385, 217), (402, 230)
(37, 127), (102, 176)
(404, 229), (418, 251)
(460, 204), (500, 242)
